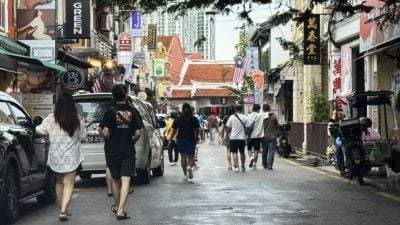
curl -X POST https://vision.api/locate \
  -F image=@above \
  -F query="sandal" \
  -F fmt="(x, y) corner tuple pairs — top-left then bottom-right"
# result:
(116, 212), (130, 220)
(111, 204), (118, 214)
(59, 213), (69, 222)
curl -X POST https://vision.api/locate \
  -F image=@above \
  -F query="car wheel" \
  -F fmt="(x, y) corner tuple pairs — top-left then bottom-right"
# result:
(79, 172), (92, 179)
(37, 169), (56, 205)
(137, 157), (151, 184)
(152, 151), (164, 177)
(0, 164), (20, 224)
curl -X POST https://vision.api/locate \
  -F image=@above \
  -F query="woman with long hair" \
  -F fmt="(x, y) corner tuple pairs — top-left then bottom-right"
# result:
(36, 92), (86, 221)
(170, 103), (200, 181)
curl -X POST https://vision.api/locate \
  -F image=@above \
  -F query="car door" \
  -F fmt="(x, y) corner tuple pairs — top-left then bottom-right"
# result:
(8, 102), (46, 193)
(138, 101), (162, 168)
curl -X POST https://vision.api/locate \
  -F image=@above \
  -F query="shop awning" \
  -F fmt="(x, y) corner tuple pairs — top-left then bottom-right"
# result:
(354, 41), (400, 61)
(0, 48), (66, 72)
(58, 49), (94, 69)
(0, 35), (28, 55)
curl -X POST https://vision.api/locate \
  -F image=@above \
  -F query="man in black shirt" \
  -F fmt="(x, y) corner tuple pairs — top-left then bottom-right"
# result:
(102, 85), (143, 220)
(171, 103), (200, 181)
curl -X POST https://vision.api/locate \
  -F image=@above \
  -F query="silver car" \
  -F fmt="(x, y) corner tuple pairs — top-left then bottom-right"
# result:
(73, 93), (164, 184)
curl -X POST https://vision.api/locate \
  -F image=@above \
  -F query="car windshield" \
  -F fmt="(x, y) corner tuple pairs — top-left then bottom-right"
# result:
(75, 98), (112, 124)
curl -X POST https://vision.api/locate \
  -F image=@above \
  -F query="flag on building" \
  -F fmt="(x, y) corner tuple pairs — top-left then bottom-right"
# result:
(232, 56), (249, 83)
(92, 70), (103, 93)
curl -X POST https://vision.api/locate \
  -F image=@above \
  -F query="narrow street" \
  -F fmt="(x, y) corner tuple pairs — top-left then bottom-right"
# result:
(14, 141), (400, 225)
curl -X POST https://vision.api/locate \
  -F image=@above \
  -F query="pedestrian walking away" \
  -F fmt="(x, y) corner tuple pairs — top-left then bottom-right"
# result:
(247, 104), (267, 170)
(35, 92), (87, 222)
(261, 104), (279, 170)
(207, 112), (219, 144)
(102, 84), (143, 220)
(170, 103), (200, 181)
(165, 110), (179, 166)
(221, 106), (235, 170)
(226, 105), (252, 172)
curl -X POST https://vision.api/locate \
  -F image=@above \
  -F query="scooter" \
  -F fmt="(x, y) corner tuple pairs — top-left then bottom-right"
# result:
(277, 122), (292, 158)
(338, 118), (370, 185)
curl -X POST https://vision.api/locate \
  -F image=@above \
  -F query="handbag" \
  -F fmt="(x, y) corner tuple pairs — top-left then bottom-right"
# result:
(235, 114), (252, 139)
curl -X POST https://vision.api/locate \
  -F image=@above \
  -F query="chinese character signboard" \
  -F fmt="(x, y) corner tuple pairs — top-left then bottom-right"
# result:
(131, 11), (143, 37)
(360, 0), (400, 52)
(330, 54), (348, 121)
(153, 59), (165, 77)
(245, 47), (259, 73)
(148, 24), (157, 51)
(303, 14), (320, 65)
(65, 0), (91, 39)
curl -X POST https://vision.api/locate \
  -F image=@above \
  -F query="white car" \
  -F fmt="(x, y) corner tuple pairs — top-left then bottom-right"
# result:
(73, 93), (165, 184)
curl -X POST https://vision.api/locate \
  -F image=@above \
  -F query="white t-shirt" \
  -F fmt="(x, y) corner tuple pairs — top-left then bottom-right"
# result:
(226, 113), (252, 140)
(247, 112), (268, 138)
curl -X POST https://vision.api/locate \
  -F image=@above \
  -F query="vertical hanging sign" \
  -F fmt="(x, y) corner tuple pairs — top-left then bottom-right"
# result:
(148, 24), (157, 51)
(303, 14), (320, 65)
(65, 0), (91, 39)
(117, 32), (133, 65)
(131, 11), (143, 37)
(245, 47), (259, 74)
(330, 55), (348, 121)
(153, 59), (165, 77)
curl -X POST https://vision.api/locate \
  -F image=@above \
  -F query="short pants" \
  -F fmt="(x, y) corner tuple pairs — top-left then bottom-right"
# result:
(247, 138), (262, 151)
(229, 139), (246, 153)
(107, 152), (135, 180)
(176, 139), (196, 156)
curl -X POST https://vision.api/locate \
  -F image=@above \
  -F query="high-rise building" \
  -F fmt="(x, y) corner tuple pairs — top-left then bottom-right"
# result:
(142, 7), (215, 60)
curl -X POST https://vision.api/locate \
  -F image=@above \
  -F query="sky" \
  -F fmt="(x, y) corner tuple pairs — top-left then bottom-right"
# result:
(214, 3), (278, 61)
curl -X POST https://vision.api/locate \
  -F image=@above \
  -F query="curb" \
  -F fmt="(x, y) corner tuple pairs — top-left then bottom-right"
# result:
(287, 154), (397, 193)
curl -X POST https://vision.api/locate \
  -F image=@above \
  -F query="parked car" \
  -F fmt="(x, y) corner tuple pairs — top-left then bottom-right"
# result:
(73, 93), (164, 184)
(0, 91), (56, 224)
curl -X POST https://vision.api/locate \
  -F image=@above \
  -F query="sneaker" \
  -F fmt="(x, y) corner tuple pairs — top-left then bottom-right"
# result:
(187, 167), (193, 179)
(183, 175), (188, 181)
(227, 166), (232, 170)
(234, 166), (240, 172)
(241, 166), (246, 172)
(170, 162), (175, 166)
(173, 162), (177, 166)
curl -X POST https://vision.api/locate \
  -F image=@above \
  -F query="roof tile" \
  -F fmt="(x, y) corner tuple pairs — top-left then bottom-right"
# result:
(194, 89), (235, 97)
(182, 64), (234, 85)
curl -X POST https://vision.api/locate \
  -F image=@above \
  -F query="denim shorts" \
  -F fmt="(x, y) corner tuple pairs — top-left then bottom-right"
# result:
(176, 139), (196, 156)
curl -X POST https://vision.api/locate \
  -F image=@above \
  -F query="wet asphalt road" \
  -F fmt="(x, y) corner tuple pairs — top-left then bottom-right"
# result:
(14, 141), (400, 225)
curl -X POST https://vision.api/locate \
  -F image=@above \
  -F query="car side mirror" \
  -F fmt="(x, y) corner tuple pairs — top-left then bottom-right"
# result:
(33, 116), (43, 126)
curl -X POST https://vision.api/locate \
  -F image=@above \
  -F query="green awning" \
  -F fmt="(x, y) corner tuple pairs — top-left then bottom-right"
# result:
(0, 36), (28, 55)
(0, 48), (66, 72)
(41, 60), (67, 72)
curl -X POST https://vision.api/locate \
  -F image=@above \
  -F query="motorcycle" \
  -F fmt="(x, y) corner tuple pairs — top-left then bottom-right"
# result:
(277, 122), (292, 158)
(334, 118), (370, 185)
